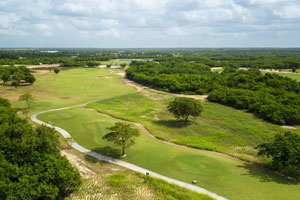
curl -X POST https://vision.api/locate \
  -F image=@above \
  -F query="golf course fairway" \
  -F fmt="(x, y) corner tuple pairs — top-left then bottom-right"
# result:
(38, 106), (300, 200)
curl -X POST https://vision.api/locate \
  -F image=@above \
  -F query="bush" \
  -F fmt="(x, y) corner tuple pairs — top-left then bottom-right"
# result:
(54, 68), (60, 74)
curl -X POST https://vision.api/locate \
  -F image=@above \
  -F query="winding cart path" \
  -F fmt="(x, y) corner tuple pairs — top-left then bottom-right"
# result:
(31, 104), (228, 200)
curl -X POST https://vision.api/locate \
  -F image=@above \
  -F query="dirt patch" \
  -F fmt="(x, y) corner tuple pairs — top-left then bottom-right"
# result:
(61, 150), (96, 179)
(281, 125), (296, 130)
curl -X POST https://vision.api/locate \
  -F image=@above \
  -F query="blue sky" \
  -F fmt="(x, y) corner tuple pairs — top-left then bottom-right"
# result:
(0, 0), (300, 48)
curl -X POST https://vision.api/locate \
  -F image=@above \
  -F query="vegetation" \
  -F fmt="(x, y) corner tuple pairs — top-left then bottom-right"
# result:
(257, 132), (300, 179)
(0, 65), (35, 86)
(168, 97), (203, 122)
(54, 68), (60, 74)
(143, 174), (215, 200)
(127, 62), (300, 125)
(38, 106), (300, 200)
(67, 147), (214, 200)
(19, 93), (34, 109)
(1, 66), (299, 199)
(103, 122), (140, 157)
(0, 98), (82, 199)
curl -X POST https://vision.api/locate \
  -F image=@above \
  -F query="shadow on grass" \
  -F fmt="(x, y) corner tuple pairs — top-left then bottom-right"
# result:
(90, 146), (121, 159)
(238, 163), (299, 185)
(84, 153), (102, 164)
(153, 119), (194, 128)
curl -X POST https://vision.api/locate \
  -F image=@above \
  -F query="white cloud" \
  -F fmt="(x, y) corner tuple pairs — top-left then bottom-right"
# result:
(273, 5), (300, 19)
(166, 27), (188, 36)
(35, 23), (53, 37)
(0, 0), (299, 47)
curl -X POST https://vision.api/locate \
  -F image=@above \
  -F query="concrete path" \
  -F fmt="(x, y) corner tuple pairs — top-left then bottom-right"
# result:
(31, 105), (228, 200)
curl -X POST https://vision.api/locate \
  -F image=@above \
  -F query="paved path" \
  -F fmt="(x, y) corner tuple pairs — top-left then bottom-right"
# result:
(31, 104), (228, 200)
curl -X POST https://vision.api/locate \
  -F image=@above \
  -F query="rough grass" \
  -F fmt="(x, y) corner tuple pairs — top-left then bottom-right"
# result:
(63, 146), (213, 200)
(87, 92), (288, 162)
(3, 68), (300, 200)
(39, 107), (300, 200)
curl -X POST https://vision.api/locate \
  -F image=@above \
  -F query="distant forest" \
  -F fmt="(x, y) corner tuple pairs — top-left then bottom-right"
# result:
(126, 61), (300, 125)
(0, 48), (300, 69)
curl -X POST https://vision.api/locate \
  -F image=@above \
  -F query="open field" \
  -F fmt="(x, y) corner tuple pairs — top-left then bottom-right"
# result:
(0, 68), (136, 115)
(2, 67), (300, 200)
(62, 144), (213, 200)
(87, 90), (290, 162)
(276, 73), (300, 82)
(39, 106), (300, 200)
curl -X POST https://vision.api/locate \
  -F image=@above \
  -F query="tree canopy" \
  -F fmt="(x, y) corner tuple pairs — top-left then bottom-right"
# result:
(0, 66), (35, 86)
(0, 98), (82, 199)
(126, 61), (300, 125)
(102, 122), (140, 157)
(257, 132), (300, 179)
(168, 97), (203, 122)
(19, 93), (34, 109)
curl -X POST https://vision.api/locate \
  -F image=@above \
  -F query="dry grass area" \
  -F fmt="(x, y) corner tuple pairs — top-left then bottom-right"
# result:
(62, 147), (159, 200)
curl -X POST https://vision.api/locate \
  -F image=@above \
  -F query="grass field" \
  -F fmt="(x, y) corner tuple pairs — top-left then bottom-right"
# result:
(39, 107), (300, 200)
(87, 91), (290, 161)
(0, 68), (136, 115)
(2, 67), (300, 200)
(63, 148), (213, 200)
(277, 73), (300, 82)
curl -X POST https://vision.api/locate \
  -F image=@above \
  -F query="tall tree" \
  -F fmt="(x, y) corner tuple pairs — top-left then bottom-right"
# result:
(102, 122), (140, 157)
(257, 132), (300, 178)
(19, 93), (34, 109)
(168, 97), (203, 122)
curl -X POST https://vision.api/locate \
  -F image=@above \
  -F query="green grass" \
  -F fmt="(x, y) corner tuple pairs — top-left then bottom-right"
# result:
(0, 68), (136, 115)
(3, 67), (300, 200)
(139, 174), (215, 200)
(87, 92), (289, 161)
(39, 107), (300, 200)
(277, 73), (300, 82)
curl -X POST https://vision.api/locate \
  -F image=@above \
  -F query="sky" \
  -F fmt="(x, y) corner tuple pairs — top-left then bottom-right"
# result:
(0, 0), (300, 48)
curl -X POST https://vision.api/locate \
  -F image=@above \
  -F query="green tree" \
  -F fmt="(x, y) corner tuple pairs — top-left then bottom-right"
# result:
(22, 108), (29, 118)
(257, 132), (300, 178)
(1, 70), (11, 85)
(11, 80), (19, 87)
(168, 97), (203, 122)
(292, 67), (297, 73)
(0, 99), (82, 199)
(54, 68), (60, 74)
(120, 63), (126, 68)
(107, 64), (111, 68)
(102, 122), (140, 157)
(19, 93), (34, 109)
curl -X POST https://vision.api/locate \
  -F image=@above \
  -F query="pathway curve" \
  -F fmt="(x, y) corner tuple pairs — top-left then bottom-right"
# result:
(31, 105), (228, 200)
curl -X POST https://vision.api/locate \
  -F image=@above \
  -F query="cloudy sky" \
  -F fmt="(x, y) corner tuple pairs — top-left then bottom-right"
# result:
(0, 0), (300, 48)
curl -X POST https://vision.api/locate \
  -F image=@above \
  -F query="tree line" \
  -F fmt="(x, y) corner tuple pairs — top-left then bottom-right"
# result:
(126, 61), (300, 125)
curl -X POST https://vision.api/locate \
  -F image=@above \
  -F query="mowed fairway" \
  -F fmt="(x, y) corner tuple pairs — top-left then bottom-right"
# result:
(2, 68), (299, 200)
(87, 92), (289, 161)
(0, 68), (136, 114)
(39, 107), (300, 200)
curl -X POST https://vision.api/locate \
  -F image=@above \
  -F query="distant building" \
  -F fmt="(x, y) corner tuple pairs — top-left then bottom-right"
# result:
(40, 51), (59, 53)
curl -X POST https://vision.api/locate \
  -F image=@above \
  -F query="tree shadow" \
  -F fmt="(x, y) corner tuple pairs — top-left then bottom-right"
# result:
(84, 154), (102, 164)
(153, 119), (193, 128)
(238, 163), (299, 185)
(89, 146), (121, 159)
